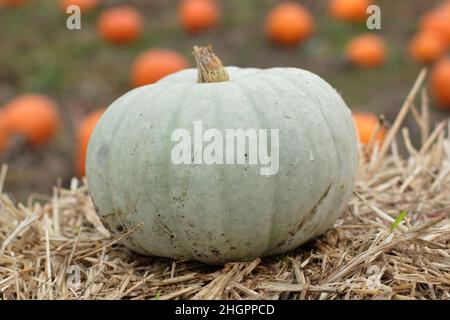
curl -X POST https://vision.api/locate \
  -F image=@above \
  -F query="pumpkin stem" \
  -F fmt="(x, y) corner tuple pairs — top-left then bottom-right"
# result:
(193, 45), (229, 83)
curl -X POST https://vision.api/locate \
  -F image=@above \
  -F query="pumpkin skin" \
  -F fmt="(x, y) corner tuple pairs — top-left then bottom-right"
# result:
(178, 0), (220, 34)
(2, 94), (60, 146)
(352, 112), (385, 144)
(60, 0), (98, 13)
(87, 49), (358, 264)
(97, 6), (143, 45)
(131, 49), (190, 87)
(430, 57), (450, 109)
(409, 31), (447, 64)
(345, 34), (386, 68)
(329, 0), (370, 23)
(265, 2), (314, 47)
(75, 109), (105, 177)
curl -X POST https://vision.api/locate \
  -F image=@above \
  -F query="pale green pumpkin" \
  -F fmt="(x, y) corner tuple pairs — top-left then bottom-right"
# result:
(86, 46), (358, 264)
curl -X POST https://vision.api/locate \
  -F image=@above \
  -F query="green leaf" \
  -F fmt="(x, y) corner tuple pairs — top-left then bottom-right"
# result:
(390, 211), (408, 232)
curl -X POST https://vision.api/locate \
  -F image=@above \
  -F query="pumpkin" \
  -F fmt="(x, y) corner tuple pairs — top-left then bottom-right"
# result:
(420, 10), (450, 44)
(75, 109), (105, 177)
(0, 113), (10, 152)
(345, 34), (386, 68)
(60, 0), (98, 12)
(329, 0), (370, 23)
(441, 1), (450, 18)
(265, 2), (314, 47)
(430, 57), (450, 109)
(0, 0), (27, 8)
(2, 94), (60, 146)
(97, 6), (143, 45)
(352, 112), (385, 145)
(86, 45), (358, 264)
(409, 31), (447, 64)
(131, 49), (190, 87)
(178, 0), (220, 34)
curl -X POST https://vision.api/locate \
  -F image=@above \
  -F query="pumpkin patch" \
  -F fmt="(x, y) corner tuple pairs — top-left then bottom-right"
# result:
(87, 46), (358, 264)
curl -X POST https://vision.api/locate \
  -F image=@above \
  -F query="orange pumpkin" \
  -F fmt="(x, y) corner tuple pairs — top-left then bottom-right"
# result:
(0, 113), (10, 152)
(430, 57), (450, 109)
(352, 112), (385, 144)
(97, 6), (143, 45)
(265, 2), (314, 47)
(131, 49), (190, 87)
(346, 34), (386, 68)
(0, 0), (27, 8)
(441, 1), (450, 17)
(420, 10), (450, 44)
(75, 109), (104, 177)
(2, 94), (60, 146)
(409, 31), (447, 64)
(60, 0), (98, 12)
(329, 0), (370, 23)
(178, 0), (220, 33)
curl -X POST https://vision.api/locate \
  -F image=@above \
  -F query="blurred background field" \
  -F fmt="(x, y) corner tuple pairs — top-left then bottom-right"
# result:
(0, 0), (449, 201)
